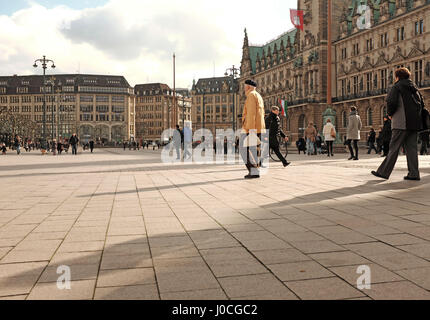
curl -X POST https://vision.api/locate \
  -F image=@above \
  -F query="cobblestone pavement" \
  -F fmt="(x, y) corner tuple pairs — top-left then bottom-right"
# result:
(1, 149), (430, 300)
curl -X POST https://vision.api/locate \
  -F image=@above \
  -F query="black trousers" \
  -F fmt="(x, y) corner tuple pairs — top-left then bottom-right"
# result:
(383, 141), (390, 156)
(368, 142), (377, 154)
(346, 140), (359, 158)
(72, 144), (77, 155)
(326, 141), (334, 155)
(420, 141), (428, 155)
(270, 143), (287, 165)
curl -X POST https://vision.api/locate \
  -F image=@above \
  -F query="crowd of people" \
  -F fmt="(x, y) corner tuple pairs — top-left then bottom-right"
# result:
(240, 67), (429, 180)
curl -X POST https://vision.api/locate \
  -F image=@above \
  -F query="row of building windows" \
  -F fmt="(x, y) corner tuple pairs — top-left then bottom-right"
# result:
(79, 105), (125, 113)
(340, 19), (425, 58)
(0, 95), (125, 104)
(195, 105), (233, 115)
(137, 97), (163, 103)
(79, 114), (125, 122)
(339, 60), (425, 96)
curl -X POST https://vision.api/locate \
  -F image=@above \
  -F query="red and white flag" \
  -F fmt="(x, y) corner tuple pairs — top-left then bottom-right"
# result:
(290, 9), (304, 31)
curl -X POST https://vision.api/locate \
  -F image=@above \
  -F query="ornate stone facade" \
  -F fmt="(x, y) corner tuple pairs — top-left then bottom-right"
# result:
(240, 0), (430, 143)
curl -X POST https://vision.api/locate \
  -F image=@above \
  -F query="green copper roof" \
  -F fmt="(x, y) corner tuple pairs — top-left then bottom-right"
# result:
(248, 29), (297, 74)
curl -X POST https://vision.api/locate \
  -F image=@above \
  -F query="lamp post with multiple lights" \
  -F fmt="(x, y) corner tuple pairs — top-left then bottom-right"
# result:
(224, 65), (240, 132)
(33, 56), (56, 151)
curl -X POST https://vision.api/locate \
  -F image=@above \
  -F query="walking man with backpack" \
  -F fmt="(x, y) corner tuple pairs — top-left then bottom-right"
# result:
(372, 67), (426, 181)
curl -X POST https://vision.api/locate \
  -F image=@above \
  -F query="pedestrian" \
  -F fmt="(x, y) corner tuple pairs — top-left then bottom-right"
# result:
(57, 140), (63, 155)
(1, 143), (6, 155)
(372, 67), (425, 181)
(296, 137), (306, 155)
(89, 140), (95, 153)
(367, 128), (378, 154)
(304, 123), (317, 156)
(346, 106), (362, 160)
(376, 127), (383, 154)
(173, 125), (183, 160)
(14, 135), (21, 155)
(381, 116), (392, 157)
(315, 134), (323, 155)
(264, 106), (290, 167)
(183, 123), (192, 160)
(51, 139), (57, 156)
(69, 133), (79, 155)
(240, 79), (265, 179)
(420, 131), (429, 155)
(323, 119), (336, 157)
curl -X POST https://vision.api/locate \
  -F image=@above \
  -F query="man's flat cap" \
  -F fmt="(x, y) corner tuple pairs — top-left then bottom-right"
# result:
(245, 80), (257, 87)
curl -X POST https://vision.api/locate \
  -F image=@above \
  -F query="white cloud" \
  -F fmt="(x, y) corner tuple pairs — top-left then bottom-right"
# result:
(0, 0), (296, 87)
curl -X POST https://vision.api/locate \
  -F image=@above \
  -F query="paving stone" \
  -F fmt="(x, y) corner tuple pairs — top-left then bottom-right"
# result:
(219, 274), (297, 299)
(285, 277), (366, 300)
(396, 267), (430, 290)
(268, 261), (334, 281)
(375, 234), (427, 246)
(309, 251), (370, 267)
(161, 288), (227, 300)
(97, 268), (155, 287)
(364, 281), (430, 300)
(94, 284), (159, 300)
(27, 280), (96, 300)
(252, 248), (311, 265)
(328, 263), (404, 286)
(289, 240), (345, 254)
(397, 243), (430, 259)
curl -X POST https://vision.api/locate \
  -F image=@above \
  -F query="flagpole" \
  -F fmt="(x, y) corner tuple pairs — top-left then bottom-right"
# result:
(327, 0), (332, 105)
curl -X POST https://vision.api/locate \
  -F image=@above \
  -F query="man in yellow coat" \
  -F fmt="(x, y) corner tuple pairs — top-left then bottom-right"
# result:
(241, 79), (266, 179)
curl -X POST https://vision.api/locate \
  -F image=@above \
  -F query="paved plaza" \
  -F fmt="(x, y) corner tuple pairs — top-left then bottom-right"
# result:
(1, 149), (430, 300)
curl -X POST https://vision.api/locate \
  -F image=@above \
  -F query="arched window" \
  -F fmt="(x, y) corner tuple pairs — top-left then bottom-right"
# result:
(342, 111), (348, 128)
(367, 108), (373, 126)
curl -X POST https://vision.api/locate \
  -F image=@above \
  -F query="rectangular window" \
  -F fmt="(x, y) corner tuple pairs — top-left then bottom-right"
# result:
(112, 96), (125, 103)
(96, 96), (109, 102)
(112, 106), (125, 113)
(366, 73), (372, 92)
(96, 105), (109, 113)
(80, 114), (93, 121)
(415, 60), (423, 84)
(80, 95), (93, 102)
(80, 105), (93, 113)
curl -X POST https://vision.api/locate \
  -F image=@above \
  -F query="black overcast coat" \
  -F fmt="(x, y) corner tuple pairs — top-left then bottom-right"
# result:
(387, 79), (425, 131)
(265, 112), (286, 147)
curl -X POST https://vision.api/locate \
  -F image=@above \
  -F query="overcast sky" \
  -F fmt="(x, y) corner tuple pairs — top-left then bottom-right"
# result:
(0, 0), (296, 88)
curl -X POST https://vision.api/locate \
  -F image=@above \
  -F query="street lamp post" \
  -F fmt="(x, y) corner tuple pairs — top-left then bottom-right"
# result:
(48, 76), (56, 141)
(33, 55), (56, 150)
(225, 65), (240, 132)
(55, 81), (62, 141)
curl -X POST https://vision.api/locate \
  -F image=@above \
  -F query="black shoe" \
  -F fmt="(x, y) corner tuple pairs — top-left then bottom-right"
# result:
(348, 157), (354, 160)
(404, 176), (421, 181)
(245, 174), (260, 179)
(331, 154), (334, 157)
(371, 171), (388, 180)
(353, 157), (359, 161)
(283, 162), (291, 167)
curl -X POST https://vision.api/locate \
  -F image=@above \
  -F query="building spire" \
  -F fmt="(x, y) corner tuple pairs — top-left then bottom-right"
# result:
(243, 28), (249, 48)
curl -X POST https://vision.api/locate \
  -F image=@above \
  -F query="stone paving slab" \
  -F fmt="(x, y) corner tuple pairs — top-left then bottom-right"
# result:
(1, 150), (430, 300)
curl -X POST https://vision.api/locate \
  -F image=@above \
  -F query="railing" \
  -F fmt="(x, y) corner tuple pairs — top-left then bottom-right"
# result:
(333, 80), (430, 103)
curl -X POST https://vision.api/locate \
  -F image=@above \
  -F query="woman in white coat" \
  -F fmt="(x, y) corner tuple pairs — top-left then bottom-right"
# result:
(323, 119), (336, 157)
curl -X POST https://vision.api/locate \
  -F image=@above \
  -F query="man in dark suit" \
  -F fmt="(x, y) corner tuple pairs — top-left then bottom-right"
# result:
(264, 106), (290, 167)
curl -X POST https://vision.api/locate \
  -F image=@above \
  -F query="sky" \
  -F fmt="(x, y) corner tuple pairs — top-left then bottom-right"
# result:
(0, 0), (296, 88)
